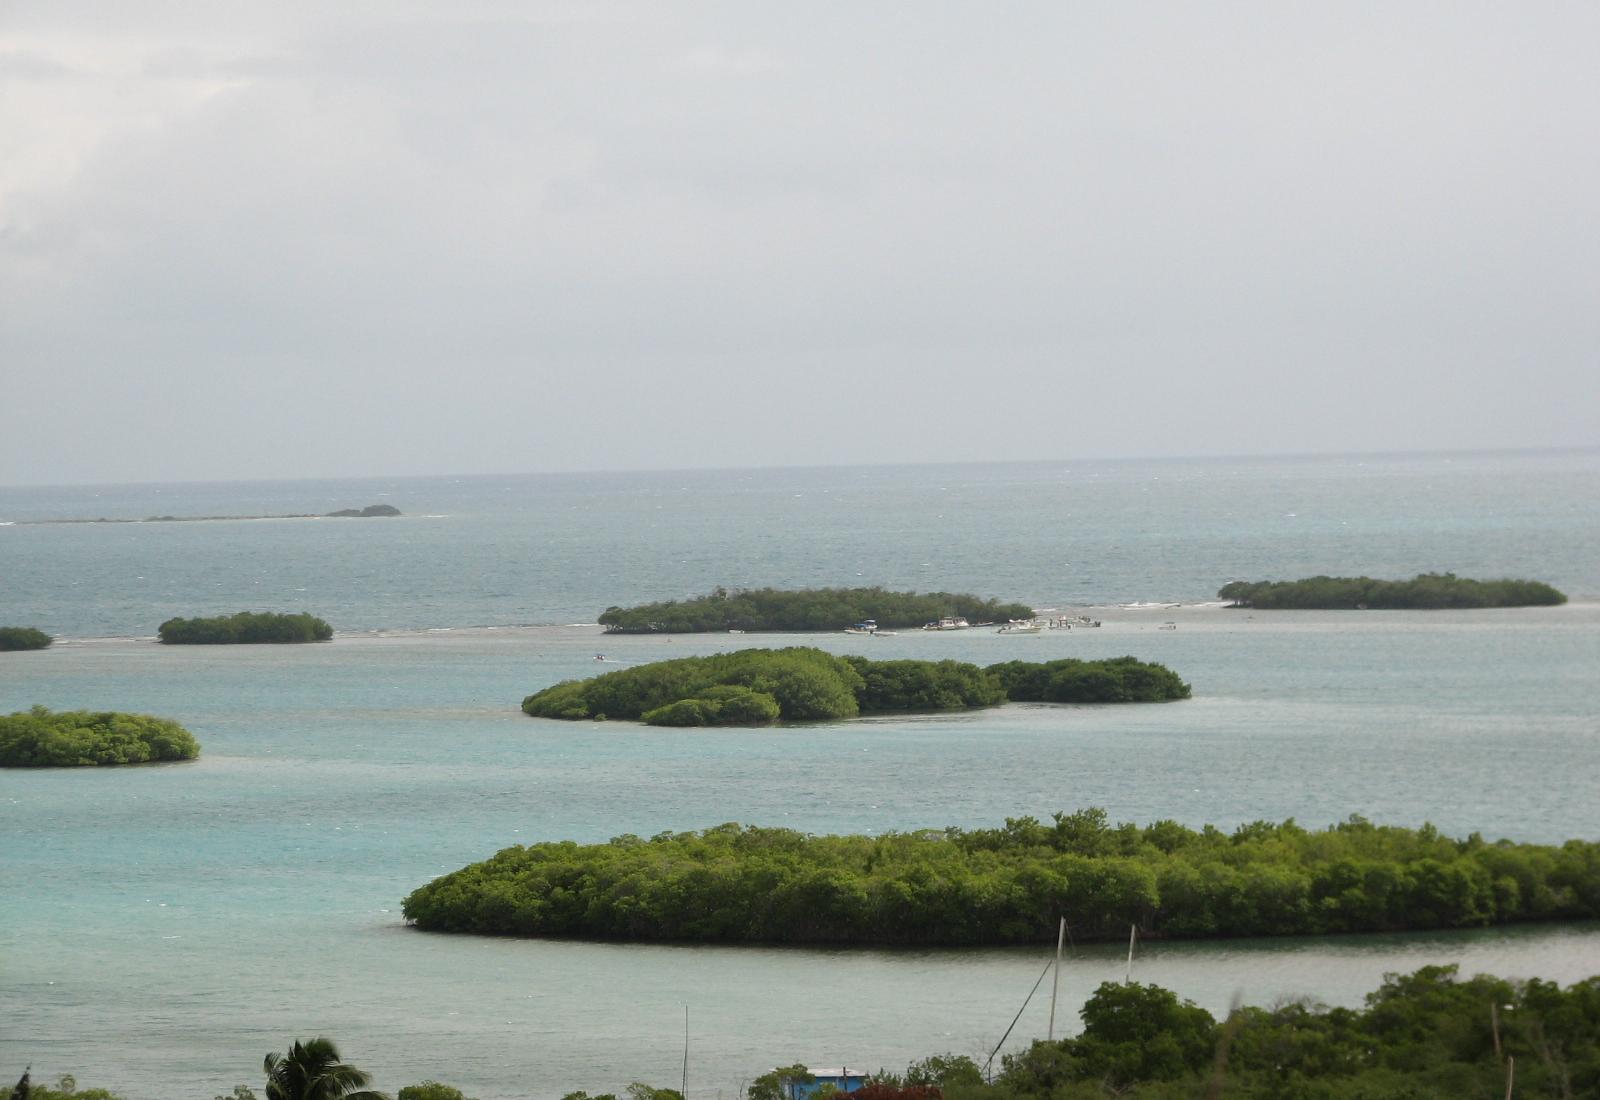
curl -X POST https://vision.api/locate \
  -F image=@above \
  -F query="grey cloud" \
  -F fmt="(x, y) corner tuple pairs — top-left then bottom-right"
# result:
(2, 2), (1597, 483)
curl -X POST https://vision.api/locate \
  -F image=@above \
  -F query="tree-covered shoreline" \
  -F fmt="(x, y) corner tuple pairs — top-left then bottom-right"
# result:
(597, 587), (1035, 633)
(22, 963), (1600, 1100)
(0, 706), (200, 767)
(401, 810), (1600, 945)
(158, 611), (334, 644)
(521, 648), (1190, 725)
(1218, 572), (1567, 609)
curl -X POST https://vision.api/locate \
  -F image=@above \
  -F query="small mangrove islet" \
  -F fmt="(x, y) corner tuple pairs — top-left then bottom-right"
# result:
(521, 647), (1190, 725)
(17, 503), (401, 524)
(1218, 572), (1567, 609)
(0, 626), (52, 651)
(597, 586), (1036, 633)
(0, 706), (200, 767)
(401, 810), (1600, 945)
(158, 611), (334, 644)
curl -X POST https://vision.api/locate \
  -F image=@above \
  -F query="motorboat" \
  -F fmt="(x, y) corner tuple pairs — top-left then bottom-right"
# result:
(997, 620), (1043, 634)
(922, 616), (970, 630)
(844, 619), (879, 635)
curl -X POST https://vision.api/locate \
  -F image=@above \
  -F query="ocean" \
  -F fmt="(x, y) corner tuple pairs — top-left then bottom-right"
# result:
(2, 449), (1598, 1099)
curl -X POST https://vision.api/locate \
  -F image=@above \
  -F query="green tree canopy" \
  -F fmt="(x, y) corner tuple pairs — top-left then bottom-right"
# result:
(263, 1039), (386, 1100)
(0, 706), (200, 767)
(597, 587), (1034, 633)
(0, 626), (52, 651)
(159, 611), (333, 644)
(522, 649), (1188, 727)
(1218, 573), (1566, 609)
(402, 812), (1599, 946)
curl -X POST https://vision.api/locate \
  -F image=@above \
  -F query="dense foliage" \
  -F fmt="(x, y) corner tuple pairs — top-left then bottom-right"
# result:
(401, 810), (1600, 944)
(841, 964), (1600, 1099)
(0, 706), (200, 767)
(0, 626), (52, 651)
(263, 1038), (385, 1100)
(597, 587), (1035, 633)
(988, 657), (1192, 704)
(1218, 572), (1567, 609)
(158, 611), (334, 644)
(521, 649), (1187, 725)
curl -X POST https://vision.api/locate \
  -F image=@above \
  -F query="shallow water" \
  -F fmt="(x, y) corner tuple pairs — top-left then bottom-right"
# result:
(3, 451), (1600, 1098)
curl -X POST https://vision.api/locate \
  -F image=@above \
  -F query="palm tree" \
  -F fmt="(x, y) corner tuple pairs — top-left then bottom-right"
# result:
(263, 1038), (388, 1100)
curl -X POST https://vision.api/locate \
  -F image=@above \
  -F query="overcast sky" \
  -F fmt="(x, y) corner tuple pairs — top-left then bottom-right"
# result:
(2, 2), (1597, 485)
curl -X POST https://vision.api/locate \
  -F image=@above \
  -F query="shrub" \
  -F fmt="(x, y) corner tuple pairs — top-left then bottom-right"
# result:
(0, 626), (52, 651)
(0, 706), (201, 767)
(158, 611), (333, 644)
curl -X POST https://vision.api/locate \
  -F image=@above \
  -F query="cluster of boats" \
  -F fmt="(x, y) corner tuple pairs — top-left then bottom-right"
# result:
(842, 614), (1105, 636)
(999, 615), (1102, 633)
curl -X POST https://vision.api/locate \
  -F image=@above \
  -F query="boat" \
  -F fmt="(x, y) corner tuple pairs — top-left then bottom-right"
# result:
(871, 630), (898, 637)
(1050, 615), (1102, 629)
(997, 620), (1043, 634)
(1159, 622), (1177, 630)
(844, 619), (878, 635)
(922, 617), (971, 631)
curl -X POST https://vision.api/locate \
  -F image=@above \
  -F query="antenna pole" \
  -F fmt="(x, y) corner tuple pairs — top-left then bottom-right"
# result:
(682, 1004), (690, 1099)
(1125, 924), (1136, 984)
(1047, 917), (1065, 1040)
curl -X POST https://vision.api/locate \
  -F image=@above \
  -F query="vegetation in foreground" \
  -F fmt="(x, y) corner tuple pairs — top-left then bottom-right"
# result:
(0, 626), (52, 651)
(400, 810), (1600, 944)
(158, 611), (333, 644)
(1218, 572), (1567, 609)
(17, 965), (1600, 1100)
(0, 706), (200, 767)
(522, 648), (1189, 726)
(597, 587), (1036, 633)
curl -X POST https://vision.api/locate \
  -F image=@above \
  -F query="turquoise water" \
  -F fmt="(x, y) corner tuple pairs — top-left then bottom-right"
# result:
(3, 450), (1600, 1099)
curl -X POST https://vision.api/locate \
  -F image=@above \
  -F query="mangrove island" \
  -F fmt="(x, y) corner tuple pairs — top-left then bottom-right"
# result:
(0, 626), (52, 651)
(402, 810), (1600, 945)
(1, 706), (201, 767)
(521, 648), (1190, 725)
(158, 611), (334, 644)
(597, 586), (1036, 633)
(1218, 572), (1567, 609)
(20, 503), (401, 524)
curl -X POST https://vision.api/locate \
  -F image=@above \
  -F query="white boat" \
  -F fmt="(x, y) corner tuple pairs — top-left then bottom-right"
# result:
(922, 617), (971, 631)
(844, 619), (879, 635)
(997, 620), (1042, 634)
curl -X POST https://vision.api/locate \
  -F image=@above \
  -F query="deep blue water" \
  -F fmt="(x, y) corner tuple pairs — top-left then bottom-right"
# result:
(2, 450), (1599, 1100)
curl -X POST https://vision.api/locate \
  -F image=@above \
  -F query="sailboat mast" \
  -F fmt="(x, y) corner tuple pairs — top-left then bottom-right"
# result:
(1047, 917), (1065, 1040)
(681, 1004), (689, 1099)
(1125, 924), (1136, 984)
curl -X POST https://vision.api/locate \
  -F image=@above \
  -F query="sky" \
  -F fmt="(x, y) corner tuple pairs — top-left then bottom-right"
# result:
(2, 1), (1597, 486)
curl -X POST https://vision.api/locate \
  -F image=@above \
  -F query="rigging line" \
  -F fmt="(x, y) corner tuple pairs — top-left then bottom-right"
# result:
(983, 956), (1055, 1081)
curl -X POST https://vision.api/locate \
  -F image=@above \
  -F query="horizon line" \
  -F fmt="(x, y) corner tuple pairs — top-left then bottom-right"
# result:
(3, 442), (1596, 493)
